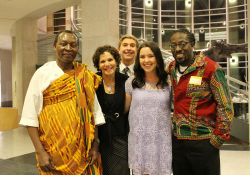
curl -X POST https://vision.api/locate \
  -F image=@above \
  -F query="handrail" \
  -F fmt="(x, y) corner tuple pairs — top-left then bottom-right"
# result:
(225, 75), (248, 87)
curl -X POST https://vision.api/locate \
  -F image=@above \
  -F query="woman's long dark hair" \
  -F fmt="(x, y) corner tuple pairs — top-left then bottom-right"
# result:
(132, 41), (168, 89)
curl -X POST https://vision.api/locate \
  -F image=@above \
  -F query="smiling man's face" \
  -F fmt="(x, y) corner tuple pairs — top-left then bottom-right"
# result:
(53, 32), (78, 65)
(170, 32), (194, 67)
(118, 38), (137, 66)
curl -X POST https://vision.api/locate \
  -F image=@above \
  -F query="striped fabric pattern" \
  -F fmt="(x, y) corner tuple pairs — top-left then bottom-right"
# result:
(38, 62), (102, 175)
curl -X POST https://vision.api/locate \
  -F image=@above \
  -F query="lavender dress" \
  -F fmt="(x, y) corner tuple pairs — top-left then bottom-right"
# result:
(125, 76), (172, 175)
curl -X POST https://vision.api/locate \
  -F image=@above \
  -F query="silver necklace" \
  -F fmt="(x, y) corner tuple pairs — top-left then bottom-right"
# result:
(103, 79), (115, 93)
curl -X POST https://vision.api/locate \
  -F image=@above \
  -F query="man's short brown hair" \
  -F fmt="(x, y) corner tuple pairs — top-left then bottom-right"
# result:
(118, 35), (139, 48)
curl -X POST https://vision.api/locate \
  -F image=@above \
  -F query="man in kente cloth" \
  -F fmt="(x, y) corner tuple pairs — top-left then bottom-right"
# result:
(20, 30), (105, 175)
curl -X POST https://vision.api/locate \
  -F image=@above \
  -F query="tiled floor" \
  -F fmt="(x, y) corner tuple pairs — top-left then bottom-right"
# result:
(0, 127), (249, 175)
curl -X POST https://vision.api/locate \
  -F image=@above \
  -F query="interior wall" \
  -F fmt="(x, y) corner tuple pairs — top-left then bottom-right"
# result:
(37, 16), (47, 34)
(0, 49), (12, 107)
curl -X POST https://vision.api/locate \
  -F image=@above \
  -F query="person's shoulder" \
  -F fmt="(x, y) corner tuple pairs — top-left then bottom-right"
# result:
(116, 72), (129, 80)
(36, 61), (58, 73)
(32, 61), (55, 78)
(200, 53), (223, 73)
(95, 71), (102, 76)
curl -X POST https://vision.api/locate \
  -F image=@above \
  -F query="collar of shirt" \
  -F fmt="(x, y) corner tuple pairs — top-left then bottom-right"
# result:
(119, 62), (134, 76)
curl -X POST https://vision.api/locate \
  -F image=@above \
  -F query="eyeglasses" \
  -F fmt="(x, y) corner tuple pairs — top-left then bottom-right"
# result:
(169, 42), (191, 49)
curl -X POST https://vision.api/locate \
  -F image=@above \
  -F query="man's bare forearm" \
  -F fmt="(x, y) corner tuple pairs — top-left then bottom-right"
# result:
(27, 126), (45, 153)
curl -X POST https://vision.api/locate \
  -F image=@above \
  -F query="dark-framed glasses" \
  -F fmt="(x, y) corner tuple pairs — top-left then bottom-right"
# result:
(169, 42), (191, 49)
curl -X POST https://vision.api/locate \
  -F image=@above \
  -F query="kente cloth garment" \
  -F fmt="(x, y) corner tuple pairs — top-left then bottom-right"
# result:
(167, 52), (234, 148)
(37, 62), (102, 175)
(125, 76), (172, 175)
(19, 61), (105, 128)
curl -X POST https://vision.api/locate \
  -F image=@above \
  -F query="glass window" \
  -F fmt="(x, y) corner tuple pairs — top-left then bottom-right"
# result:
(162, 17), (175, 23)
(120, 26), (127, 38)
(145, 16), (158, 23)
(194, 23), (209, 29)
(177, 24), (192, 30)
(210, 0), (225, 8)
(229, 12), (245, 21)
(161, 1), (175, 10)
(177, 17), (191, 24)
(119, 0), (127, 5)
(194, 0), (209, 10)
(132, 28), (144, 39)
(120, 19), (127, 25)
(132, 22), (144, 27)
(229, 25), (245, 44)
(54, 13), (65, 18)
(119, 11), (127, 20)
(177, 11), (191, 16)
(211, 22), (226, 28)
(210, 14), (226, 22)
(210, 9), (226, 14)
(194, 29), (210, 50)
(152, 0), (158, 10)
(145, 9), (158, 15)
(120, 5), (127, 11)
(132, 8), (143, 13)
(229, 20), (245, 27)
(194, 16), (209, 23)
(162, 30), (174, 50)
(194, 10), (209, 15)
(162, 24), (175, 29)
(132, 14), (144, 22)
(176, 0), (186, 10)
(145, 29), (158, 43)
(211, 28), (227, 43)
(229, 5), (245, 12)
(132, 0), (143, 8)
(145, 23), (158, 28)
(162, 11), (175, 15)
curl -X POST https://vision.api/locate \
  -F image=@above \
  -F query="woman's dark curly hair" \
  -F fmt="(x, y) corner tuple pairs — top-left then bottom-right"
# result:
(92, 45), (121, 71)
(132, 41), (168, 89)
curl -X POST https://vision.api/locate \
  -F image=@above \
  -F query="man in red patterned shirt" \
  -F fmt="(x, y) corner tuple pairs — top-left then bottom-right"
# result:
(167, 29), (234, 175)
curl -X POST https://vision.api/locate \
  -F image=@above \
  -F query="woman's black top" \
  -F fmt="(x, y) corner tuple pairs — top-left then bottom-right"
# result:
(95, 71), (129, 142)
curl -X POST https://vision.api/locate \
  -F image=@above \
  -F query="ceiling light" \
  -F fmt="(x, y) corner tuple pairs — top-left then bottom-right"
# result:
(145, 0), (153, 6)
(186, 0), (191, 7)
(240, 25), (245, 29)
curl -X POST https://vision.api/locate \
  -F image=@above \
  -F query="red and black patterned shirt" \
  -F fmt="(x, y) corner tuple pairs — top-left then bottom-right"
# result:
(167, 52), (234, 148)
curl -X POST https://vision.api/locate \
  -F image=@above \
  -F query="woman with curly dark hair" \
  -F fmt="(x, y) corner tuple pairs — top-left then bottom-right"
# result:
(92, 45), (130, 175)
(124, 42), (172, 175)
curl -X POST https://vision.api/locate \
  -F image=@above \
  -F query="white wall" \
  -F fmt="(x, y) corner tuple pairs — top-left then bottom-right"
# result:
(0, 49), (12, 106)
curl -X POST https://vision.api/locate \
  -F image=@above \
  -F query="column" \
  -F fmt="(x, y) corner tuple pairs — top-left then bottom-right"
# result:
(11, 18), (37, 116)
(81, 0), (119, 71)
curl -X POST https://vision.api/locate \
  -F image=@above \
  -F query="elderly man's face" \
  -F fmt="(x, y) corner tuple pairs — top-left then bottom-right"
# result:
(170, 32), (194, 67)
(53, 32), (78, 64)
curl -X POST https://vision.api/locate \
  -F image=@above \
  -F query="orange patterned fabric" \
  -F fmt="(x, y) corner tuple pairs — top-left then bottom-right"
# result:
(37, 62), (102, 175)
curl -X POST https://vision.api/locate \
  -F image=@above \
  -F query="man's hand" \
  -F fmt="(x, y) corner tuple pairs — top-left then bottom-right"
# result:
(87, 141), (99, 165)
(26, 126), (57, 172)
(37, 150), (56, 172)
